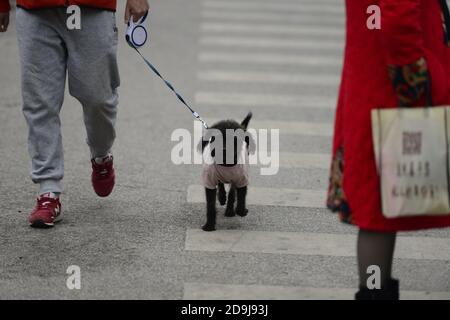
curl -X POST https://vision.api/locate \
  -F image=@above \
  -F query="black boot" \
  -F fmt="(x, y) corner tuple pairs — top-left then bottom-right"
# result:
(355, 278), (399, 300)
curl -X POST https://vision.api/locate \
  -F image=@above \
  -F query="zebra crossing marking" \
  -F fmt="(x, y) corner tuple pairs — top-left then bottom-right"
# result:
(203, 1), (345, 14)
(183, 282), (450, 300)
(198, 70), (340, 86)
(201, 10), (345, 24)
(198, 52), (342, 67)
(279, 152), (330, 169)
(195, 92), (336, 109)
(201, 23), (345, 37)
(187, 185), (327, 208)
(200, 36), (344, 50)
(184, 229), (450, 261)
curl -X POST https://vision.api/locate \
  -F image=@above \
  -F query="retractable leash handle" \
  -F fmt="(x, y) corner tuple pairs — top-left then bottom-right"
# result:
(126, 11), (149, 48)
(125, 12), (209, 129)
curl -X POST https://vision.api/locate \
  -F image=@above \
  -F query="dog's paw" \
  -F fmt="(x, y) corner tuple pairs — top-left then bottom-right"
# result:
(202, 223), (216, 232)
(236, 207), (248, 217)
(224, 208), (236, 217)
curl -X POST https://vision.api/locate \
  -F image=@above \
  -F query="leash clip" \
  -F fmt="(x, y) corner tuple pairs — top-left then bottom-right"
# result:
(193, 112), (209, 129)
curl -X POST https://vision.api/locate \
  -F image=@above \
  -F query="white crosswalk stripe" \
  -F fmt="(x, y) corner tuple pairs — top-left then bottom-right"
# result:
(203, 1), (345, 14)
(185, 229), (450, 261)
(183, 283), (450, 300)
(198, 52), (342, 67)
(201, 23), (345, 37)
(198, 70), (340, 86)
(187, 185), (326, 208)
(195, 92), (337, 109)
(200, 36), (344, 50)
(201, 10), (345, 24)
(279, 152), (330, 169)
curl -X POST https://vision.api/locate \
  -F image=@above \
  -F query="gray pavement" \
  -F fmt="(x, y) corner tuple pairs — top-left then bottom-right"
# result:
(0, 0), (449, 299)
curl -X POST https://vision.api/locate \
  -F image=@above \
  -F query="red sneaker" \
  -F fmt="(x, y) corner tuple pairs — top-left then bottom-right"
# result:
(91, 154), (115, 197)
(29, 194), (62, 228)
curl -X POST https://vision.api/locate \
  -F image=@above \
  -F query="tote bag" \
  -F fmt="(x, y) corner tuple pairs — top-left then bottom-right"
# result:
(371, 106), (450, 218)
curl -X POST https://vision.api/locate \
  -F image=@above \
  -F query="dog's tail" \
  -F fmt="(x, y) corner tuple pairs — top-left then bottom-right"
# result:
(241, 112), (252, 129)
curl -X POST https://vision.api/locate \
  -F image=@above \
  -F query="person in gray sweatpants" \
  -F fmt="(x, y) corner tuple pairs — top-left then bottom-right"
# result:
(0, 0), (150, 228)
(17, 7), (120, 196)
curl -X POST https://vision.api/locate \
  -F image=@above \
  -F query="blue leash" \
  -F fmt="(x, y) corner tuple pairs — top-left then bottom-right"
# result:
(126, 39), (209, 129)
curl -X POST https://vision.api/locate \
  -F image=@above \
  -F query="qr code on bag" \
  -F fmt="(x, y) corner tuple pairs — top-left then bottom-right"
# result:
(402, 132), (422, 155)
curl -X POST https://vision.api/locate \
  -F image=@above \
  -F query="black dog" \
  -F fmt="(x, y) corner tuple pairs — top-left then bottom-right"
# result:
(198, 112), (254, 231)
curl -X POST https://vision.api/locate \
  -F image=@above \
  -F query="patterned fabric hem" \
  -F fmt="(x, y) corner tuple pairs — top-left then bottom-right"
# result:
(326, 147), (353, 224)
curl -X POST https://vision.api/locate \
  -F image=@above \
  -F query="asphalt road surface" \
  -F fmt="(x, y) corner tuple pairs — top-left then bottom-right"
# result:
(0, 0), (449, 299)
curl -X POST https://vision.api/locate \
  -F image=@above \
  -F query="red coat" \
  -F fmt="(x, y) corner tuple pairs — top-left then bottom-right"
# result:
(331, 0), (450, 231)
(0, 0), (116, 12)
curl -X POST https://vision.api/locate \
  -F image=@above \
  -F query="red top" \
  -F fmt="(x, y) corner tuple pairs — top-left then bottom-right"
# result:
(0, 0), (117, 12)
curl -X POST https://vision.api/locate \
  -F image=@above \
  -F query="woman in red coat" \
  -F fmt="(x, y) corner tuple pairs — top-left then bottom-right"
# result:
(327, 0), (450, 299)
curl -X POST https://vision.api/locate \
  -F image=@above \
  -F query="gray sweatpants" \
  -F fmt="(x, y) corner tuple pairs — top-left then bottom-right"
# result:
(16, 7), (120, 194)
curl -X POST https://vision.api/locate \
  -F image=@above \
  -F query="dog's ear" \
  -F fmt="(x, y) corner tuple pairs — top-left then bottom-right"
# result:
(241, 112), (252, 130)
